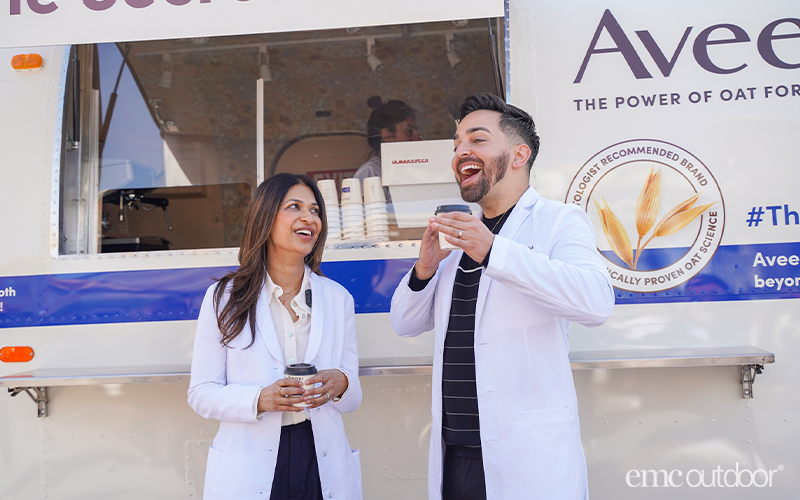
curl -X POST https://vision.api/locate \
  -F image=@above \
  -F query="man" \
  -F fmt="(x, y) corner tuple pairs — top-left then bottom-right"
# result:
(390, 93), (614, 500)
(354, 99), (421, 205)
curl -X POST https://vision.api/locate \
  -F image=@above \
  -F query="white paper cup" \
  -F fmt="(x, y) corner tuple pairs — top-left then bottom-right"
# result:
(318, 181), (338, 202)
(341, 178), (362, 204)
(435, 204), (472, 251)
(284, 363), (319, 407)
(363, 177), (386, 203)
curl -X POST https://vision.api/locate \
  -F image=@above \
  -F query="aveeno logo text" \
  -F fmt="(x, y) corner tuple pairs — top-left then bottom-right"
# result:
(575, 10), (800, 83)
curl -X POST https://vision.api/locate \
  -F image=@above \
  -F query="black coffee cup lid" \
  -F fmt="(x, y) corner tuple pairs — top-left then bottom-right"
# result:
(435, 204), (472, 214)
(285, 363), (317, 375)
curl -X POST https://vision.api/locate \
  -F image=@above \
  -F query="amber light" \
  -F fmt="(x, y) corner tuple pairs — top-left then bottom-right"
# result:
(11, 54), (43, 71)
(0, 346), (34, 362)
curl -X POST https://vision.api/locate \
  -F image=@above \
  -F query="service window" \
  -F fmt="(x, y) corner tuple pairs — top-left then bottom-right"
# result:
(58, 19), (503, 254)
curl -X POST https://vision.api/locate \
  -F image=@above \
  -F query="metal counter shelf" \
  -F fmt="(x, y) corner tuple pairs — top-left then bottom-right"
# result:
(1, 346), (774, 416)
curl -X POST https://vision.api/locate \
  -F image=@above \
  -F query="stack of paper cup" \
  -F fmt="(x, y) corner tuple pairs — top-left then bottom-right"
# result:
(363, 177), (389, 241)
(317, 179), (341, 243)
(340, 178), (366, 240)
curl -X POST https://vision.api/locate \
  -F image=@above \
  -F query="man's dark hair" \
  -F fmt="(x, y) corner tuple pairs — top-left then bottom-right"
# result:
(456, 93), (540, 170)
(366, 99), (416, 154)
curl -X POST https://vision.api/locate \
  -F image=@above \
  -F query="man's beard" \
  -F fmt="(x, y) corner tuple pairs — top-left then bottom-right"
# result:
(459, 151), (510, 203)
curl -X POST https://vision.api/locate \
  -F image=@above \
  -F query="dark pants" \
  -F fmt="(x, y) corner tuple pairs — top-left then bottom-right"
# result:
(270, 420), (323, 500)
(442, 446), (488, 500)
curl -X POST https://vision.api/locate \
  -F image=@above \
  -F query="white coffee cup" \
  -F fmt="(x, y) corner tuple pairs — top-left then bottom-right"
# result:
(317, 180), (338, 201)
(364, 205), (388, 214)
(284, 363), (320, 407)
(435, 204), (473, 251)
(341, 178), (362, 204)
(363, 177), (386, 203)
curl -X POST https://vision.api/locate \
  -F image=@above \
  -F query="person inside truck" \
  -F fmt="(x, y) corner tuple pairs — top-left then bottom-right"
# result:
(353, 97), (422, 204)
(390, 93), (615, 500)
(188, 173), (363, 500)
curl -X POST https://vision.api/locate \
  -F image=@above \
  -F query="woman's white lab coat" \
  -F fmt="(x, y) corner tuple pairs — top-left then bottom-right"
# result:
(391, 187), (614, 500)
(188, 270), (362, 500)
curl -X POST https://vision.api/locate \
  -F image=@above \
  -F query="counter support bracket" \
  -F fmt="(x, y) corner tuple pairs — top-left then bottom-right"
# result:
(8, 387), (48, 418)
(741, 364), (763, 399)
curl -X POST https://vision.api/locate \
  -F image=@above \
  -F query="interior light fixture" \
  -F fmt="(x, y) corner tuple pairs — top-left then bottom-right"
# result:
(452, 20), (469, 27)
(158, 53), (173, 89)
(446, 34), (463, 69)
(346, 27), (361, 33)
(259, 46), (273, 82)
(366, 38), (383, 72)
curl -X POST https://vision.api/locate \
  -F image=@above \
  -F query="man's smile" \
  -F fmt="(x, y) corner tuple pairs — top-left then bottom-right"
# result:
(457, 157), (484, 185)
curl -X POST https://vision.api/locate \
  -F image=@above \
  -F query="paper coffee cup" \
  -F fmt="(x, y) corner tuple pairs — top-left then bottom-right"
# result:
(317, 180), (338, 203)
(435, 204), (472, 251)
(363, 177), (386, 203)
(365, 207), (388, 215)
(285, 363), (319, 407)
(341, 178), (362, 204)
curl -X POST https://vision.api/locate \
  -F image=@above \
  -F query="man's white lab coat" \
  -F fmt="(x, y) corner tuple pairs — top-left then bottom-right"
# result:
(391, 187), (614, 500)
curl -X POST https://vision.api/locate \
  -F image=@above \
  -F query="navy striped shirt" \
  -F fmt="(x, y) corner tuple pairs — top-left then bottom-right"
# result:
(409, 208), (514, 458)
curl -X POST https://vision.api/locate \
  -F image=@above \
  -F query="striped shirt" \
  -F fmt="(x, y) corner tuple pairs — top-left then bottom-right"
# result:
(409, 207), (514, 459)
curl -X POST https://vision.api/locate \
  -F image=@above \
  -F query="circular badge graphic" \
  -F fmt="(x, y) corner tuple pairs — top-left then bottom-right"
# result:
(566, 139), (725, 293)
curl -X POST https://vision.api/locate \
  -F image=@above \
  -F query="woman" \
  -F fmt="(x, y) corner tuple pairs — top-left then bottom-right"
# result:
(354, 98), (422, 204)
(188, 173), (362, 500)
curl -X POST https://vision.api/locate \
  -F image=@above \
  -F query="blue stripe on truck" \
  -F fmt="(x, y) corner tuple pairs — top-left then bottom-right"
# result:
(0, 243), (798, 329)
(0, 259), (416, 329)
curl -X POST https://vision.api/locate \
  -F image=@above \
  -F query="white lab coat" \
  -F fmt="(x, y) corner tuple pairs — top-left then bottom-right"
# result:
(188, 270), (363, 500)
(391, 187), (614, 500)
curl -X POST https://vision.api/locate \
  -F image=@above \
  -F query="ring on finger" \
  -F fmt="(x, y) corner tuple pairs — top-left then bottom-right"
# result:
(457, 229), (463, 238)
(324, 392), (332, 403)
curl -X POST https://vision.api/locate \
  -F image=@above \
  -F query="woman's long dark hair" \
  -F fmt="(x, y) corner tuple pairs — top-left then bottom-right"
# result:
(213, 173), (328, 348)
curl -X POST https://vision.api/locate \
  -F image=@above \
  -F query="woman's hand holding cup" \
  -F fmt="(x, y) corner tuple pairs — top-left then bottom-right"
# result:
(257, 378), (305, 413)
(302, 369), (348, 408)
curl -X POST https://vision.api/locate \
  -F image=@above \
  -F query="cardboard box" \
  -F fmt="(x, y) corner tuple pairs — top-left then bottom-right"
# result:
(381, 140), (478, 227)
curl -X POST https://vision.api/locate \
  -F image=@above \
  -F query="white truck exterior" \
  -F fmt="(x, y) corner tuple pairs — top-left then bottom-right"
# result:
(1, 1), (797, 498)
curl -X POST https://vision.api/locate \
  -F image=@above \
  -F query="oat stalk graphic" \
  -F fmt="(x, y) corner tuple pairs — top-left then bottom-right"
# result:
(595, 166), (716, 270)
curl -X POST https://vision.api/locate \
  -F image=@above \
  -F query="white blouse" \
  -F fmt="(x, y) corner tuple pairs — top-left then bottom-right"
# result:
(265, 269), (313, 426)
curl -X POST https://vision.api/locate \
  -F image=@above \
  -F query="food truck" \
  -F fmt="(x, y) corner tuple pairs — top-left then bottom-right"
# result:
(1, 0), (798, 498)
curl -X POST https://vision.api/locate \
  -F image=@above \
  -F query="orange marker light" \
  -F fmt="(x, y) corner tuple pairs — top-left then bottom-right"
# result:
(0, 346), (35, 362)
(11, 54), (43, 71)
